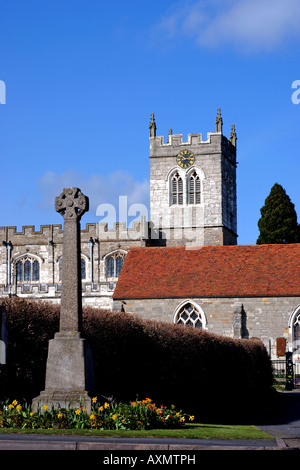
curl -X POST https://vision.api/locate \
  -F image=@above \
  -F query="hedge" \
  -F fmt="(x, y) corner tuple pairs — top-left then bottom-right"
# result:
(0, 297), (274, 421)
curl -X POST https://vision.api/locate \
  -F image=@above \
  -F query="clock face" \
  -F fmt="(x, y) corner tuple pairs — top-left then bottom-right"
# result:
(176, 150), (195, 169)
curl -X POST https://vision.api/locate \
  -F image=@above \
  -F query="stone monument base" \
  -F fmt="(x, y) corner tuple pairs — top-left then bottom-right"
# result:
(32, 331), (94, 413)
(32, 389), (92, 413)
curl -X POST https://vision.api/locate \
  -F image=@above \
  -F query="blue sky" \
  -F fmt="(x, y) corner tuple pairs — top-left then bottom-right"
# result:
(0, 0), (299, 245)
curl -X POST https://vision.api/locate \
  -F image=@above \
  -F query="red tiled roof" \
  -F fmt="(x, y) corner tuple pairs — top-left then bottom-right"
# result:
(113, 244), (300, 299)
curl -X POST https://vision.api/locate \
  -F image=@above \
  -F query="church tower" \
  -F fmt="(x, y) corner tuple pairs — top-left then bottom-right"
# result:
(149, 109), (237, 247)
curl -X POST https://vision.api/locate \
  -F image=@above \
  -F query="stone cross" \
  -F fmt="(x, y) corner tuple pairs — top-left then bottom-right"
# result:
(55, 187), (89, 332)
(32, 187), (94, 413)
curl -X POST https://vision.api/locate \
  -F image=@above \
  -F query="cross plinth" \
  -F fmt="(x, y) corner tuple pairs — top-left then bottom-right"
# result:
(32, 187), (94, 413)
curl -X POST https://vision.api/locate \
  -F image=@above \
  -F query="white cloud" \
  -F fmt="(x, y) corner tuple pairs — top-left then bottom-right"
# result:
(38, 170), (150, 223)
(155, 0), (300, 52)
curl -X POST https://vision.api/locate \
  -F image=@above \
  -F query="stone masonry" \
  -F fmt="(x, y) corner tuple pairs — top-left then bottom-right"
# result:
(149, 110), (237, 246)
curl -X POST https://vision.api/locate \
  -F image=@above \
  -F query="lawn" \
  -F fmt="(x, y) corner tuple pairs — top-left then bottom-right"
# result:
(0, 423), (273, 440)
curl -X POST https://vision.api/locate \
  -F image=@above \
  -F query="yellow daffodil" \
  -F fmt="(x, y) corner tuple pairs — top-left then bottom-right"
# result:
(43, 405), (48, 410)
(98, 406), (104, 412)
(104, 402), (110, 409)
(12, 400), (18, 406)
(16, 405), (22, 411)
(180, 417), (185, 422)
(57, 413), (63, 419)
(112, 414), (118, 420)
(90, 414), (96, 420)
(92, 397), (97, 403)
(75, 409), (81, 415)
(189, 415), (195, 421)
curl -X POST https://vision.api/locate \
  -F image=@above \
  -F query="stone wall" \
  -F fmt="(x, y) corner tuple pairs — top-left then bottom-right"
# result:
(119, 296), (300, 360)
(0, 221), (148, 310)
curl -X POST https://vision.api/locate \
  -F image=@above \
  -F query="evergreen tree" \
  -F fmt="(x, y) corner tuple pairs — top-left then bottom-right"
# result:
(257, 183), (299, 244)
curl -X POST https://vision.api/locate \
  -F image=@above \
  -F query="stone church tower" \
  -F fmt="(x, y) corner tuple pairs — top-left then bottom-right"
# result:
(148, 109), (237, 247)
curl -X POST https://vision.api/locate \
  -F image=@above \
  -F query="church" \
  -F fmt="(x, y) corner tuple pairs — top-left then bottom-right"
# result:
(1, 110), (299, 360)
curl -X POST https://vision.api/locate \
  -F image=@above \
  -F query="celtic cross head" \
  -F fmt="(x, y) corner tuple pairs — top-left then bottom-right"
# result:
(55, 187), (89, 221)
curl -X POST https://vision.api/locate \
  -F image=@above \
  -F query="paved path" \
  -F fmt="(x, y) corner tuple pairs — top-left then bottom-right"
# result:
(256, 390), (300, 449)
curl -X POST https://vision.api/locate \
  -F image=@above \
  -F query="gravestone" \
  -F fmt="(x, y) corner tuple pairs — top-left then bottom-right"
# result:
(32, 188), (94, 412)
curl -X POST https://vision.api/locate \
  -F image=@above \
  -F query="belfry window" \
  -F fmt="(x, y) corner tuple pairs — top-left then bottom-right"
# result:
(188, 171), (201, 204)
(174, 302), (205, 328)
(16, 257), (40, 282)
(171, 172), (183, 205)
(169, 168), (202, 206)
(106, 251), (126, 278)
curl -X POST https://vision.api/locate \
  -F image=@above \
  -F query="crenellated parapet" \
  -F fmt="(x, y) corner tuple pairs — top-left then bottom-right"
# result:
(98, 217), (149, 241)
(149, 109), (237, 166)
(0, 223), (98, 245)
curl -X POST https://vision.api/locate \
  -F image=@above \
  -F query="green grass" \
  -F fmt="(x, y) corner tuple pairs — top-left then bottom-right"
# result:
(0, 423), (273, 440)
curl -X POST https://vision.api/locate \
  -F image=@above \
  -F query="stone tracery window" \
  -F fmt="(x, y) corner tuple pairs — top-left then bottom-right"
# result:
(106, 251), (126, 278)
(16, 257), (40, 282)
(174, 301), (205, 328)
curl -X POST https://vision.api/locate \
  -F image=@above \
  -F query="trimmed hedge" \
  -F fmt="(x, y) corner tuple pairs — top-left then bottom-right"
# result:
(0, 297), (273, 421)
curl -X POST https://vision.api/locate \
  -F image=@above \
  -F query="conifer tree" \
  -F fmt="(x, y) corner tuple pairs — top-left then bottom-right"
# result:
(257, 183), (299, 244)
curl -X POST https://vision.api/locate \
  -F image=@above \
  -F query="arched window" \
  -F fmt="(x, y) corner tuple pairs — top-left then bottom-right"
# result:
(174, 301), (206, 329)
(106, 251), (126, 278)
(15, 257), (40, 282)
(171, 172), (183, 205)
(188, 171), (201, 204)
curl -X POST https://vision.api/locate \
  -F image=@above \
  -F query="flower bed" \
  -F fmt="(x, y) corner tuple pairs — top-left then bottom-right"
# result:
(0, 397), (195, 431)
